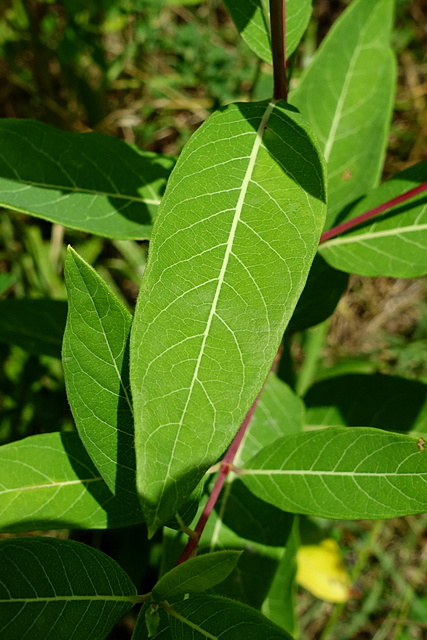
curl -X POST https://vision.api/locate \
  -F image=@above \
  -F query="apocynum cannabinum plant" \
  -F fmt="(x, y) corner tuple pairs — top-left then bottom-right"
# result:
(0, 0), (426, 638)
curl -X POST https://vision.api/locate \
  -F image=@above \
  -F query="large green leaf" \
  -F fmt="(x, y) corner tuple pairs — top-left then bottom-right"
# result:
(241, 427), (427, 519)
(130, 99), (326, 534)
(134, 595), (294, 639)
(152, 551), (241, 602)
(0, 537), (138, 640)
(0, 299), (67, 357)
(290, 0), (395, 228)
(304, 374), (427, 434)
(223, 0), (312, 64)
(319, 161), (427, 277)
(0, 119), (174, 239)
(63, 247), (137, 508)
(0, 432), (144, 532)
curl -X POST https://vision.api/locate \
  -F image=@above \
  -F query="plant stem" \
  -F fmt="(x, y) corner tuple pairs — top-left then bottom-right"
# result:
(270, 0), (287, 100)
(319, 181), (427, 243)
(175, 392), (261, 565)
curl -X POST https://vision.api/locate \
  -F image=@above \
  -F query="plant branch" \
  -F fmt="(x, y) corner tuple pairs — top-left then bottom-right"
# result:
(319, 181), (427, 243)
(270, 0), (287, 100)
(175, 391), (261, 565)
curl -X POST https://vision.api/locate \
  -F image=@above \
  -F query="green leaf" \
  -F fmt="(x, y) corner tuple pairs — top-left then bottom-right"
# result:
(151, 551), (241, 602)
(241, 427), (427, 519)
(0, 119), (174, 239)
(287, 255), (348, 332)
(0, 432), (144, 532)
(133, 595), (294, 639)
(0, 299), (67, 357)
(63, 247), (138, 509)
(168, 595), (294, 639)
(131, 99), (326, 534)
(262, 520), (299, 635)
(319, 161), (427, 277)
(290, 0), (395, 228)
(235, 373), (304, 469)
(304, 374), (427, 434)
(0, 537), (138, 640)
(223, 0), (312, 63)
(0, 272), (16, 296)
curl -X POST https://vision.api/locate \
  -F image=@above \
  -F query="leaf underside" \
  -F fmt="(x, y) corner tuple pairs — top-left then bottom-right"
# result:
(241, 427), (427, 519)
(0, 119), (174, 239)
(130, 99), (326, 533)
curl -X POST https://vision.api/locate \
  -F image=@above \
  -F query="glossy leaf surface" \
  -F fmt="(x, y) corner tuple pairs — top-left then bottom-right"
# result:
(290, 0), (395, 228)
(241, 427), (427, 519)
(131, 99), (326, 533)
(152, 551), (241, 602)
(0, 432), (143, 532)
(0, 299), (67, 357)
(223, 0), (312, 63)
(63, 247), (137, 508)
(0, 119), (174, 239)
(304, 374), (427, 434)
(319, 161), (427, 277)
(0, 537), (138, 640)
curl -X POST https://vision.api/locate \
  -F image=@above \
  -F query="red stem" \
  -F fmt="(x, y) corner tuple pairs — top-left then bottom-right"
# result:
(270, 0), (287, 101)
(319, 181), (427, 244)
(175, 392), (261, 565)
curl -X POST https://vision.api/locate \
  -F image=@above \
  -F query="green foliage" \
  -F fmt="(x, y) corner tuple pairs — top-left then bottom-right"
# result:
(0, 432), (144, 532)
(1, 1), (426, 639)
(130, 100), (326, 533)
(0, 537), (138, 640)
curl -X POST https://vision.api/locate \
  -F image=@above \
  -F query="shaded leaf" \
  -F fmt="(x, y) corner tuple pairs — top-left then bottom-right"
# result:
(0, 119), (174, 239)
(0, 432), (144, 533)
(63, 247), (137, 508)
(240, 373), (304, 465)
(168, 595), (294, 639)
(241, 427), (427, 519)
(319, 161), (427, 277)
(304, 374), (427, 434)
(0, 537), (138, 640)
(152, 551), (241, 602)
(130, 99), (326, 534)
(287, 254), (348, 332)
(0, 299), (67, 357)
(262, 520), (299, 635)
(223, 0), (311, 63)
(290, 0), (395, 228)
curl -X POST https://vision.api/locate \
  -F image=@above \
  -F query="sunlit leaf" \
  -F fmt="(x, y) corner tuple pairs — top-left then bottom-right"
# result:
(0, 119), (174, 239)
(0, 432), (144, 532)
(290, 0), (395, 228)
(130, 99), (326, 534)
(241, 427), (427, 519)
(223, 0), (312, 63)
(319, 161), (427, 277)
(63, 247), (137, 508)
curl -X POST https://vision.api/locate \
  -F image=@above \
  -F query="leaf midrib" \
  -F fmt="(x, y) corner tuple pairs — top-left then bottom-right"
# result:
(157, 100), (277, 508)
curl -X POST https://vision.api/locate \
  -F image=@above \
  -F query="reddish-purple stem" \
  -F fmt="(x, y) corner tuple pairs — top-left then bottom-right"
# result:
(270, 0), (287, 101)
(319, 181), (427, 244)
(175, 392), (261, 565)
